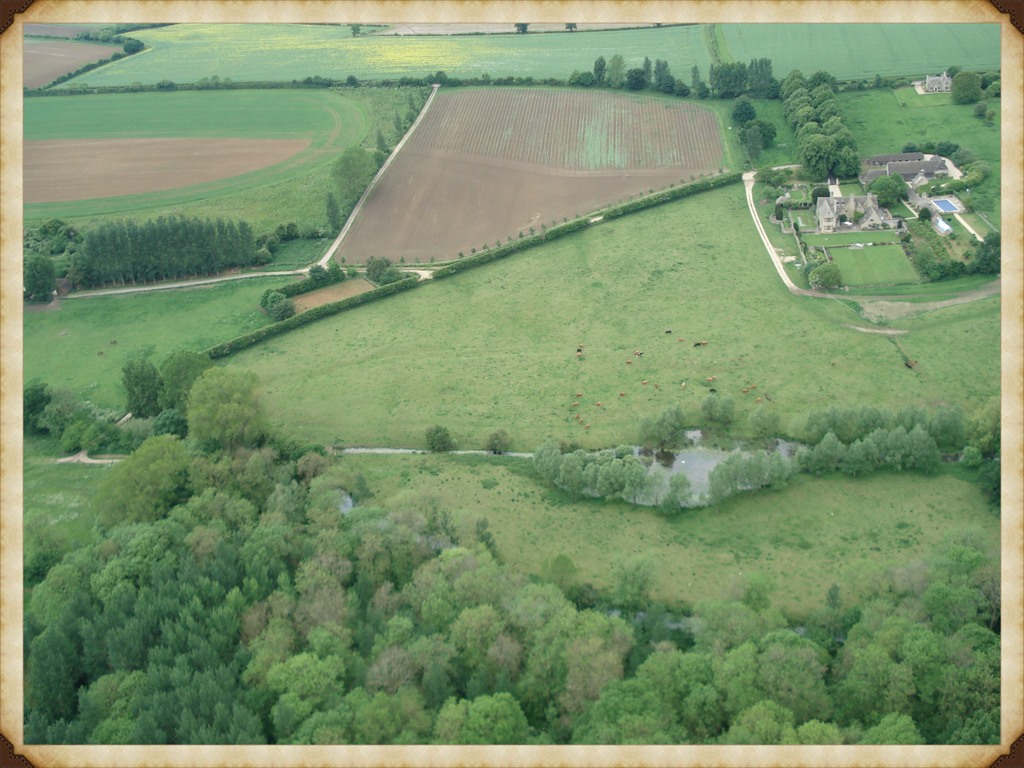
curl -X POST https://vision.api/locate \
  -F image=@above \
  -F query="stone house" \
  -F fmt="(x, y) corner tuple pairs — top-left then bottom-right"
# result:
(816, 194), (893, 233)
(925, 72), (952, 92)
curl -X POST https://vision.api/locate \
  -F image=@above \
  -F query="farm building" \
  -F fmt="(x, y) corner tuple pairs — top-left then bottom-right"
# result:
(816, 194), (893, 233)
(924, 71), (953, 92)
(860, 155), (948, 188)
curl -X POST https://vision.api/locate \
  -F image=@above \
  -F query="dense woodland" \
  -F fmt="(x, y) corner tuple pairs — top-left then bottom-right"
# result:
(23, 368), (1001, 745)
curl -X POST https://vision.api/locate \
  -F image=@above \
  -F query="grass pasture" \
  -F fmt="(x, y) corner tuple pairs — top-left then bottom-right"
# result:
(59, 23), (712, 88)
(22, 436), (110, 566)
(225, 184), (999, 450)
(720, 24), (999, 81)
(829, 244), (918, 287)
(341, 88), (725, 263)
(337, 452), (998, 614)
(23, 276), (291, 407)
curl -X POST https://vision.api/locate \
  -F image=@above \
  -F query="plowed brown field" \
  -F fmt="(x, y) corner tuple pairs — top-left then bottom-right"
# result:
(339, 88), (724, 264)
(24, 137), (310, 203)
(23, 39), (123, 89)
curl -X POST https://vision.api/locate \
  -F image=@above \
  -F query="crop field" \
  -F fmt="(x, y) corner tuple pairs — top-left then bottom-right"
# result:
(411, 89), (723, 170)
(802, 231), (900, 246)
(25, 138), (311, 204)
(828, 244), (918, 287)
(226, 184), (999, 450)
(22, 38), (122, 88)
(339, 88), (724, 263)
(22, 89), (378, 231)
(720, 23), (999, 81)
(22, 276), (290, 408)
(333, 452), (998, 614)
(56, 23), (711, 88)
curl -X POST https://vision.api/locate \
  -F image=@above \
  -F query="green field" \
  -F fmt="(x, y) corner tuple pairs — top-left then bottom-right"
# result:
(23, 87), (421, 232)
(829, 244), (918, 286)
(720, 24), (999, 81)
(22, 436), (111, 566)
(838, 88), (1002, 226)
(330, 452), (999, 615)
(22, 276), (293, 408)
(215, 184), (999, 450)
(802, 231), (901, 247)
(59, 23), (712, 88)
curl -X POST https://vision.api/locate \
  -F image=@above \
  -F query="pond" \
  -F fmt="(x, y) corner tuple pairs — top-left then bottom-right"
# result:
(635, 436), (799, 502)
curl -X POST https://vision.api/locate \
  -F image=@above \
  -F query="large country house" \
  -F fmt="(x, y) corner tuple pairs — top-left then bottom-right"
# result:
(816, 193), (894, 233)
(925, 71), (952, 92)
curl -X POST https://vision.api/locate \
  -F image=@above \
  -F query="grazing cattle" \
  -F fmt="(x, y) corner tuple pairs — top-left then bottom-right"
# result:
(595, 401), (603, 407)
(653, 383), (659, 389)
(709, 388), (717, 394)
(619, 392), (626, 397)
(678, 338), (686, 342)
(742, 388), (749, 394)
(575, 392), (583, 397)
(577, 347), (583, 353)
(764, 393), (773, 401)
(755, 397), (763, 403)
(749, 384), (757, 390)
(665, 330), (672, 334)
(693, 340), (708, 347)
(904, 361), (913, 369)
(571, 402), (579, 407)
(641, 380), (648, 385)
(584, 424), (591, 430)
(680, 382), (687, 389)
(626, 360), (633, 364)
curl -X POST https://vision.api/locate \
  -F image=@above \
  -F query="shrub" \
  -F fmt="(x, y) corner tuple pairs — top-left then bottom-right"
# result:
(426, 425), (455, 452)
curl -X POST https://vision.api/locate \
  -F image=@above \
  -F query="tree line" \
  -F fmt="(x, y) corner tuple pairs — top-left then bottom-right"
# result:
(23, 367), (1000, 745)
(69, 215), (259, 289)
(780, 70), (860, 180)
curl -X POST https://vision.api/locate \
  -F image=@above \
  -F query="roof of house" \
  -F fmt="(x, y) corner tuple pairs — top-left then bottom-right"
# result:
(867, 152), (924, 165)
(887, 158), (947, 178)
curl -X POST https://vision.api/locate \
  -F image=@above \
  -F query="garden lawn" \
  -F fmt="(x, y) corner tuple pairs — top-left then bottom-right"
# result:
(720, 24), (999, 81)
(838, 87), (1001, 227)
(829, 245), (918, 286)
(224, 183), (999, 450)
(58, 23), (712, 87)
(23, 276), (292, 408)
(335, 452), (998, 615)
(803, 231), (900, 246)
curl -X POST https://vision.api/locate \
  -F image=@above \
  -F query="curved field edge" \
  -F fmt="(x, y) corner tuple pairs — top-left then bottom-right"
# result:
(224, 184), (999, 450)
(22, 88), (424, 233)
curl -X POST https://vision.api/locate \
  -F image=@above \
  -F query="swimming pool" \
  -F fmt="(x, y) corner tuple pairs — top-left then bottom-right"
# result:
(932, 198), (959, 213)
